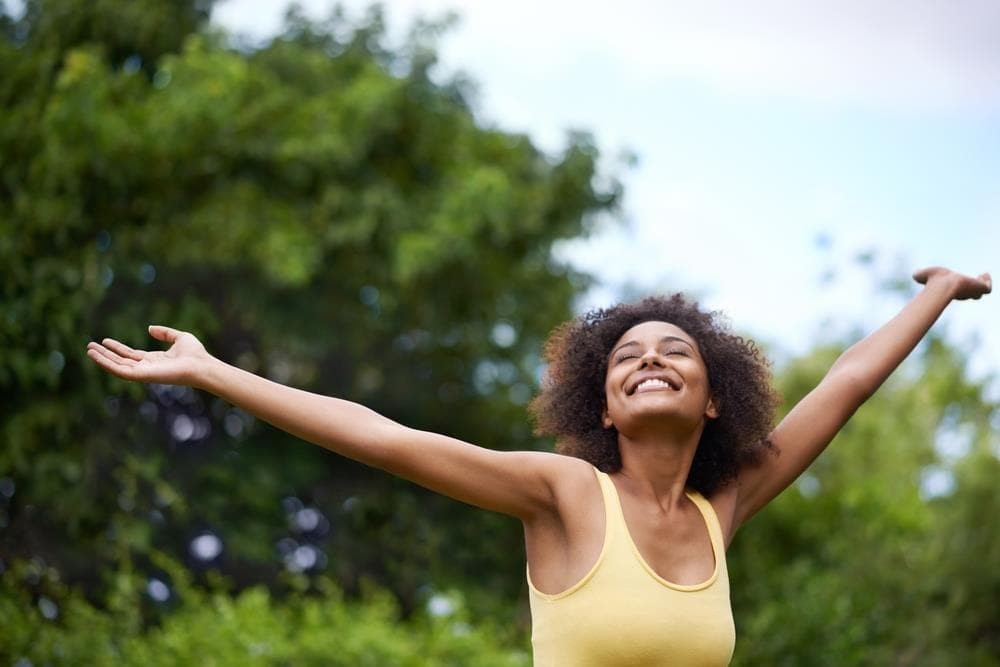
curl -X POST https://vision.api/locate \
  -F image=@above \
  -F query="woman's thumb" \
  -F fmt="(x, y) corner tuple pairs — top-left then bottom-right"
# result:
(148, 324), (181, 343)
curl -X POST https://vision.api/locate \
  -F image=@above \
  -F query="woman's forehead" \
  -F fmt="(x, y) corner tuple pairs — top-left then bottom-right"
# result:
(614, 320), (696, 346)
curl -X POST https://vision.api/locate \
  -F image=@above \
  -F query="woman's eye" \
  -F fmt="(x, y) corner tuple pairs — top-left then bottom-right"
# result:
(665, 349), (688, 357)
(616, 353), (638, 363)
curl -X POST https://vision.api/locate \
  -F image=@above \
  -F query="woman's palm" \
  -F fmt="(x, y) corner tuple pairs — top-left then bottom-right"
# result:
(87, 325), (209, 386)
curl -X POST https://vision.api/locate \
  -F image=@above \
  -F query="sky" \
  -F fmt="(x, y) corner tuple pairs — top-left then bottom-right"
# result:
(212, 0), (1000, 389)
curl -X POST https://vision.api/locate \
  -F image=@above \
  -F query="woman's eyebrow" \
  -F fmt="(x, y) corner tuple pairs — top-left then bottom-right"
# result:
(661, 336), (694, 349)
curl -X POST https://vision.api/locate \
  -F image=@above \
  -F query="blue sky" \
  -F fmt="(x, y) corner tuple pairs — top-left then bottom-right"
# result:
(215, 0), (999, 388)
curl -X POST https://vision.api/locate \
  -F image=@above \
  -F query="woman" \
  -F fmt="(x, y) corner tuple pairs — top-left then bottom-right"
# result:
(87, 266), (990, 665)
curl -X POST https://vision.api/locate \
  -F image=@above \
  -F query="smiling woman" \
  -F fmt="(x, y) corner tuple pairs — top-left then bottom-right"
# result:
(530, 294), (779, 496)
(86, 266), (990, 666)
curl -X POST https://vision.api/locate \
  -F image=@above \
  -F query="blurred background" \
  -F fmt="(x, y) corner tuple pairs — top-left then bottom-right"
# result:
(1, 1), (997, 665)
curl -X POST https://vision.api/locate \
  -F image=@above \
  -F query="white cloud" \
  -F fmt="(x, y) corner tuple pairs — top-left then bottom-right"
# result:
(590, 0), (1000, 113)
(214, 0), (1000, 113)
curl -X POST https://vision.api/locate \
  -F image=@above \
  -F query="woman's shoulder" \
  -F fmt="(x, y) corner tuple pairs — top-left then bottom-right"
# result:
(520, 451), (601, 508)
(520, 449), (598, 476)
(547, 451), (600, 481)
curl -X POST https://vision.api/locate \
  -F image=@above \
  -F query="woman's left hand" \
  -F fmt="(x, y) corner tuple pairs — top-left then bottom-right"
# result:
(913, 267), (992, 301)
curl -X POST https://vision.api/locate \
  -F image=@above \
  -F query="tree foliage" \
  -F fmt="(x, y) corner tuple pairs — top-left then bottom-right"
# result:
(1, 0), (616, 625)
(1, 560), (530, 665)
(730, 332), (999, 665)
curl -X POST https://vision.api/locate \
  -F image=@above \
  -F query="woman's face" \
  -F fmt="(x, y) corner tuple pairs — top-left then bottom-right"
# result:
(602, 320), (717, 435)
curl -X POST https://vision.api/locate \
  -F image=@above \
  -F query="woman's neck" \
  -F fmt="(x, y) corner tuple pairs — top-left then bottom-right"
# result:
(615, 430), (700, 510)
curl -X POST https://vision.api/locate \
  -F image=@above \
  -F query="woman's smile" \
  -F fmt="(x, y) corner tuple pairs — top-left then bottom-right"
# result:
(628, 373), (682, 395)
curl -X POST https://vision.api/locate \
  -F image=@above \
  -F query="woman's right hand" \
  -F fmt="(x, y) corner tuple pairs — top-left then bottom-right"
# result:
(87, 325), (212, 387)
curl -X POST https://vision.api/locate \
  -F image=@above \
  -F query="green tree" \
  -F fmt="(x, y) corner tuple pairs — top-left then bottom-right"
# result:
(0, 0), (619, 634)
(1, 560), (531, 665)
(730, 328), (999, 665)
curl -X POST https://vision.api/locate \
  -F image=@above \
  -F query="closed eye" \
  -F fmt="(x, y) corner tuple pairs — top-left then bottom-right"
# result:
(615, 348), (688, 363)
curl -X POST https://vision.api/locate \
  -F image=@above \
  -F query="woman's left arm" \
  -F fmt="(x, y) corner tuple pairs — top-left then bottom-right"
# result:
(731, 267), (991, 529)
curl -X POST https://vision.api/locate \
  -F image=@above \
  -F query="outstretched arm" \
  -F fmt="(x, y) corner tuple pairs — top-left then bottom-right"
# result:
(731, 267), (991, 529)
(87, 325), (566, 521)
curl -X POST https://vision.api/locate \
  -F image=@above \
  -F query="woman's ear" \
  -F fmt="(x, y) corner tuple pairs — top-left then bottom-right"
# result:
(705, 395), (720, 420)
(602, 405), (614, 429)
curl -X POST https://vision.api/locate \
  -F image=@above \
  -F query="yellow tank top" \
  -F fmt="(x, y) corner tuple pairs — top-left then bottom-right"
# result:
(527, 468), (735, 666)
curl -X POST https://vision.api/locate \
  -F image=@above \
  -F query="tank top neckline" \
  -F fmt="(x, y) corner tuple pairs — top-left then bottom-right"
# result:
(527, 467), (725, 600)
(600, 470), (722, 592)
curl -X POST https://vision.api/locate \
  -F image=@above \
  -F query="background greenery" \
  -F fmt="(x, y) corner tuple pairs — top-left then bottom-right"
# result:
(1, 1), (997, 664)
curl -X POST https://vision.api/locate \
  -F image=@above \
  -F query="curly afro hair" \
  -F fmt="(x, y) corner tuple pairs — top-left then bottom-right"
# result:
(529, 294), (779, 496)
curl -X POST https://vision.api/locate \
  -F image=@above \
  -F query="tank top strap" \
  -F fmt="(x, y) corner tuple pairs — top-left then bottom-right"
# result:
(592, 469), (630, 541)
(684, 490), (726, 563)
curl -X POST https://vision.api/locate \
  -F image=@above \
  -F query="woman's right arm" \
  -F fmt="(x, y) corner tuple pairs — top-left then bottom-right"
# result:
(87, 324), (569, 521)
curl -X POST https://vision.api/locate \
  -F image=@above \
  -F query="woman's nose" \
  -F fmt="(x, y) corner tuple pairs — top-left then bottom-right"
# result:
(639, 348), (665, 367)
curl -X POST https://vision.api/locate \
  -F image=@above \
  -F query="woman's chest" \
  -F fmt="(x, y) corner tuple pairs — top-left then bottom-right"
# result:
(530, 567), (735, 667)
(621, 502), (717, 586)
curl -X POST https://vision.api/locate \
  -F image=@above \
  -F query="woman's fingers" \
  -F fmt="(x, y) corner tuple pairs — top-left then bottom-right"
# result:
(87, 344), (139, 380)
(88, 342), (136, 367)
(979, 272), (992, 293)
(967, 273), (992, 300)
(101, 337), (145, 361)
